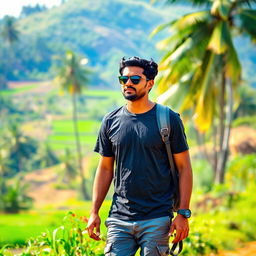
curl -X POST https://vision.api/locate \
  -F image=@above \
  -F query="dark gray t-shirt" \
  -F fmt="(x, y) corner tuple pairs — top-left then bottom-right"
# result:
(94, 104), (189, 220)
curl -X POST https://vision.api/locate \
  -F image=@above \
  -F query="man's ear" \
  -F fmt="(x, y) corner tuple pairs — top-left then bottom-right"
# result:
(147, 80), (154, 91)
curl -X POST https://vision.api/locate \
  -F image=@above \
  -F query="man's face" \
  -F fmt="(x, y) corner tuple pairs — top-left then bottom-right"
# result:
(120, 66), (153, 102)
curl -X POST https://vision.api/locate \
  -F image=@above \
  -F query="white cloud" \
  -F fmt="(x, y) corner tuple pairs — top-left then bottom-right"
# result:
(0, 0), (62, 18)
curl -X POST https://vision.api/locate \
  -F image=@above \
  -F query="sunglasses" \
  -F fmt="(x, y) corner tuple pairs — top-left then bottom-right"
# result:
(118, 75), (149, 85)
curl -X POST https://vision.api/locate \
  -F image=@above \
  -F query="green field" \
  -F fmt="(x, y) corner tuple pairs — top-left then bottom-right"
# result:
(46, 119), (101, 151)
(83, 89), (120, 99)
(51, 120), (101, 133)
(0, 84), (39, 95)
(0, 200), (111, 247)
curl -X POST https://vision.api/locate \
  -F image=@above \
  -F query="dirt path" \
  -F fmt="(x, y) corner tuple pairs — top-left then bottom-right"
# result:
(217, 242), (256, 256)
(23, 166), (77, 208)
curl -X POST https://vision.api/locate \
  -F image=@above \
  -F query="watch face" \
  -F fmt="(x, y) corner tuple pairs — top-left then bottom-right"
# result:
(184, 210), (191, 218)
(178, 209), (191, 218)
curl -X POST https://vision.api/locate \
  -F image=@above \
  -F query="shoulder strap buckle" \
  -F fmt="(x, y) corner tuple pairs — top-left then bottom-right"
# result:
(160, 127), (169, 142)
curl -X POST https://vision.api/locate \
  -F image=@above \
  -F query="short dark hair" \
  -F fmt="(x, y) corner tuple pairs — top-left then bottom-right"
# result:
(119, 56), (158, 80)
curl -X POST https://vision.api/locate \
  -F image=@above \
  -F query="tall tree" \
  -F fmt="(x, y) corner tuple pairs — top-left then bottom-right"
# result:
(1, 16), (19, 45)
(7, 124), (38, 176)
(1, 16), (20, 89)
(152, 0), (256, 183)
(55, 50), (90, 200)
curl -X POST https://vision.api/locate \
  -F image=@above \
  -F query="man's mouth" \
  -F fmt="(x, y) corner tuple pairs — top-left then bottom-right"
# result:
(124, 87), (136, 93)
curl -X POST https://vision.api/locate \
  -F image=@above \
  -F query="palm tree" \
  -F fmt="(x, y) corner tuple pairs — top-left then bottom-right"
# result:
(7, 123), (38, 176)
(55, 50), (90, 200)
(60, 148), (78, 185)
(152, 0), (256, 183)
(1, 16), (19, 45)
(1, 16), (19, 89)
(0, 176), (33, 213)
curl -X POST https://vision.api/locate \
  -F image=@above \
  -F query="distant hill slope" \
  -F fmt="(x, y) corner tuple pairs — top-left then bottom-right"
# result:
(0, 0), (255, 87)
(0, 0), (193, 87)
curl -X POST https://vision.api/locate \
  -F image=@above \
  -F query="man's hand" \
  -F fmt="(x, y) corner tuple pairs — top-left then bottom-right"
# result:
(87, 213), (101, 241)
(169, 214), (189, 243)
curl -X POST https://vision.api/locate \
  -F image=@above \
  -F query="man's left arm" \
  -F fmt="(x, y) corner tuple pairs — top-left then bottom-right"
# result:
(169, 150), (193, 243)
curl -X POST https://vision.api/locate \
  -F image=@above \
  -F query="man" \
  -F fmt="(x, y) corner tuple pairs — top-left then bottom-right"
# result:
(87, 56), (193, 256)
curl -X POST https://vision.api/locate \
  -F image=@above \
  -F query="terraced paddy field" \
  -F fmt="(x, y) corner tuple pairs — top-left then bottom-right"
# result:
(46, 119), (101, 151)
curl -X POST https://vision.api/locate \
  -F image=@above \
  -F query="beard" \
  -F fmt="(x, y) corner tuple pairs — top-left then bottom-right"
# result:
(122, 91), (146, 101)
(122, 86), (146, 102)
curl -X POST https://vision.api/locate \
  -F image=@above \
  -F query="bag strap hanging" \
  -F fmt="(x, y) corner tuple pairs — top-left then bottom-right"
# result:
(156, 104), (178, 189)
(156, 104), (183, 256)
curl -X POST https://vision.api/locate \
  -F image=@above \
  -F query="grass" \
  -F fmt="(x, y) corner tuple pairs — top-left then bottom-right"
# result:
(0, 84), (39, 96)
(46, 119), (101, 151)
(1, 82), (120, 98)
(82, 89), (120, 99)
(51, 120), (101, 133)
(0, 200), (111, 247)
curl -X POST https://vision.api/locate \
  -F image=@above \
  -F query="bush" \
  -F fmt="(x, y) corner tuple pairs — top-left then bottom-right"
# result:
(1, 212), (105, 256)
(0, 177), (33, 213)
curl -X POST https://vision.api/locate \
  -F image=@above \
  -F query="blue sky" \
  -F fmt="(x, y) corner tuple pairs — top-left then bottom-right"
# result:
(0, 0), (62, 18)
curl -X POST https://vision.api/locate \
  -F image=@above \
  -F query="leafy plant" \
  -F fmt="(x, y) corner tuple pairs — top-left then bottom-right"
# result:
(0, 177), (33, 213)
(1, 212), (105, 256)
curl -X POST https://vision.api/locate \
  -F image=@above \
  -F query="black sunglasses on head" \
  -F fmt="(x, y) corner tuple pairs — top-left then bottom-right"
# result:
(118, 75), (149, 85)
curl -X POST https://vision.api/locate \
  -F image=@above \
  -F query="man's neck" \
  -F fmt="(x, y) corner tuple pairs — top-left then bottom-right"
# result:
(126, 98), (155, 114)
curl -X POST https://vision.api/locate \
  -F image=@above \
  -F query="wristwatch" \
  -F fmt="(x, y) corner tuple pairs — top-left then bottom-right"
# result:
(177, 209), (191, 218)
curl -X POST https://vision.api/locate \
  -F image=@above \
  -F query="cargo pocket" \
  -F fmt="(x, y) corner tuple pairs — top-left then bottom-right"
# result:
(104, 243), (112, 255)
(157, 244), (169, 256)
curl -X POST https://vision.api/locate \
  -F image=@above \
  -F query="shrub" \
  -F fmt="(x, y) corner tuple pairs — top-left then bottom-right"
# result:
(1, 212), (105, 256)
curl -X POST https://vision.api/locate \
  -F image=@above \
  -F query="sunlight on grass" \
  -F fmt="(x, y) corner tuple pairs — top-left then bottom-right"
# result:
(0, 200), (111, 247)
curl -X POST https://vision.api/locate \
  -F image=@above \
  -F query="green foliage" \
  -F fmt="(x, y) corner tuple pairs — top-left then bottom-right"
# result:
(31, 144), (60, 170)
(46, 119), (101, 153)
(154, 0), (256, 185)
(55, 50), (90, 95)
(20, 4), (47, 18)
(0, 0), (192, 84)
(226, 153), (256, 191)
(1, 212), (105, 256)
(232, 115), (256, 130)
(233, 84), (256, 119)
(0, 177), (33, 213)
(1, 188), (256, 255)
(1, 16), (19, 45)
(27, 212), (104, 255)
(57, 148), (77, 188)
(0, 201), (111, 247)
(0, 123), (38, 177)
(191, 158), (214, 192)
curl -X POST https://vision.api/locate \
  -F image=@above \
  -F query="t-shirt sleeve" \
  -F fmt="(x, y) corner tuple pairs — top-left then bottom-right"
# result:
(170, 113), (189, 154)
(94, 116), (114, 157)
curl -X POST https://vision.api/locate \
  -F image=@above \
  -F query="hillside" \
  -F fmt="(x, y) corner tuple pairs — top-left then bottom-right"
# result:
(1, 0), (255, 87)
(0, 0), (194, 87)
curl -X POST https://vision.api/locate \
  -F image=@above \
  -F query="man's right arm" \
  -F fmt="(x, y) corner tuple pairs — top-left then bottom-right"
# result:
(87, 155), (114, 240)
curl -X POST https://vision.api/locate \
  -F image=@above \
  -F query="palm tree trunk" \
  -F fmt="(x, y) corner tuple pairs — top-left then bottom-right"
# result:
(219, 73), (226, 150)
(213, 122), (218, 174)
(72, 93), (89, 200)
(215, 79), (233, 184)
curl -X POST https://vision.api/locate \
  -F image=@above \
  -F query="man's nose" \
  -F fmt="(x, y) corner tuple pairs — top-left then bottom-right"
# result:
(124, 77), (133, 85)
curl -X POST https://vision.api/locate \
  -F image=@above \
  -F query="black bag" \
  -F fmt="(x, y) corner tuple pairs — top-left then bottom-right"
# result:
(156, 104), (180, 211)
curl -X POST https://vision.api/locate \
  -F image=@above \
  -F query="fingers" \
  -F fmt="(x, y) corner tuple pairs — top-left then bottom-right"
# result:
(172, 229), (182, 243)
(170, 217), (189, 243)
(96, 223), (101, 237)
(87, 216), (101, 241)
(87, 224), (101, 241)
(172, 227), (189, 243)
(168, 223), (175, 236)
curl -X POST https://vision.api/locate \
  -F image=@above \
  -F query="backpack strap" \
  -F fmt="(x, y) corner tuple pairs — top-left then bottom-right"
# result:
(156, 104), (178, 189)
(170, 241), (183, 256)
(156, 103), (183, 256)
